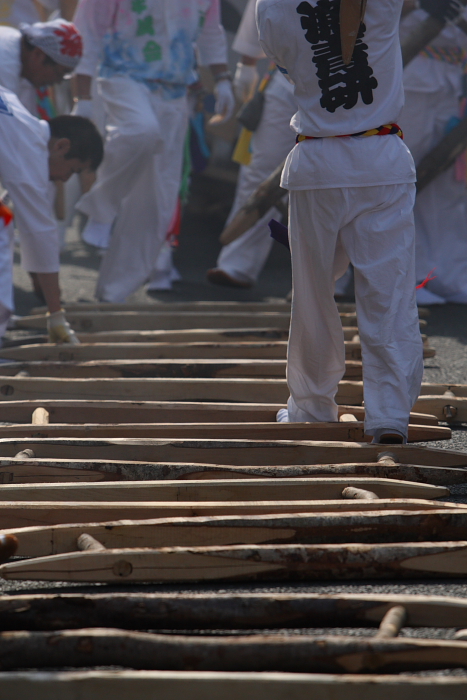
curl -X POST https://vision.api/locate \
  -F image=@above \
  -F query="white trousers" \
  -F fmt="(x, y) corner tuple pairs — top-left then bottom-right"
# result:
(287, 184), (423, 438)
(77, 78), (188, 302)
(400, 88), (467, 301)
(217, 75), (296, 284)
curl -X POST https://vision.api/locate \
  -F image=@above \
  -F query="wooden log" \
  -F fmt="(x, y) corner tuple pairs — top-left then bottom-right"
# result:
(15, 309), (428, 332)
(5, 541), (467, 583)
(0, 437), (463, 467)
(0, 477), (448, 502)
(9, 509), (467, 558)
(0, 457), (462, 485)
(2, 628), (467, 673)
(0, 421), (449, 443)
(31, 301), (294, 315)
(16, 311), (294, 332)
(0, 671), (465, 700)
(0, 359), (363, 382)
(0, 590), (466, 631)
(414, 396), (467, 423)
(0, 399), (439, 427)
(0, 499), (457, 530)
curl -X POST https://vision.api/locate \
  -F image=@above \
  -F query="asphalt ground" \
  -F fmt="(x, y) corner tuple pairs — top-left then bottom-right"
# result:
(5, 173), (467, 670)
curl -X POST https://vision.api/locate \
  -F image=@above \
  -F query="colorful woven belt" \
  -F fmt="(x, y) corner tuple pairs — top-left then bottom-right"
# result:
(296, 123), (403, 143)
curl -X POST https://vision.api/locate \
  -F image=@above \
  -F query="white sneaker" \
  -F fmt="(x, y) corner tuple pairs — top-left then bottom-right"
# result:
(82, 220), (112, 249)
(276, 408), (289, 423)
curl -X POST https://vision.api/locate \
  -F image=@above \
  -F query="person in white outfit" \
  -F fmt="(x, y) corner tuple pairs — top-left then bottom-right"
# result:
(400, 0), (467, 305)
(0, 18), (83, 321)
(207, 0), (296, 289)
(72, 0), (235, 303)
(257, 0), (424, 444)
(0, 88), (103, 343)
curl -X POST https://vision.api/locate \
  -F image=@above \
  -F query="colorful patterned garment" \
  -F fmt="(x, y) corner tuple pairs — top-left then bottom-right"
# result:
(74, 0), (227, 100)
(296, 123), (403, 142)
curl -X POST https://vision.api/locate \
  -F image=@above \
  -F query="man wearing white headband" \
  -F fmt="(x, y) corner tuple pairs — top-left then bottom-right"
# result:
(0, 18), (82, 113)
(0, 18), (83, 343)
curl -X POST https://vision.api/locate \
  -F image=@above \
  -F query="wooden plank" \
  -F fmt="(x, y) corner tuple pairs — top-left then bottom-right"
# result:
(6, 509), (467, 557)
(0, 438), (463, 467)
(1, 628), (467, 673)
(0, 377), (450, 406)
(0, 499), (457, 529)
(31, 301), (294, 315)
(0, 591), (466, 630)
(414, 396), (467, 422)
(15, 311), (427, 332)
(0, 422), (449, 443)
(5, 541), (467, 582)
(0, 477), (448, 502)
(15, 312), (293, 332)
(0, 359), (296, 380)
(0, 671), (465, 700)
(0, 457), (462, 485)
(0, 400), (439, 427)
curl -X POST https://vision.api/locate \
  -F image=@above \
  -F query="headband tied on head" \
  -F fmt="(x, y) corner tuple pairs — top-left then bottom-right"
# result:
(20, 19), (83, 70)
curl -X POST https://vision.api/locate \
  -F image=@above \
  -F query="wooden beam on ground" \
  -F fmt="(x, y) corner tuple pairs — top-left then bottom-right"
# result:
(414, 396), (467, 423)
(0, 591), (465, 630)
(15, 311), (293, 332)
(5, 541), (467, 582)
(0, 377), (448, 406)
(0, 456), (461, 485)
(0, 477), (448, 502)
(0, 400), (439, 427)
(0, 421), (449, 443)
(7, 509), (467, 557)
(0, 438), (463, 467)
(0, 671), (465, 700)
(0, 499), (457, 529)
(0, 359), (363, 381)
(32, 301), (293, 315)
(14, 311), (427, 332)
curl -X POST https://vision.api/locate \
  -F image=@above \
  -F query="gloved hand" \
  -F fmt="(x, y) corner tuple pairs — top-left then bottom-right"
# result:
(420, 0), (462, 22)
(233, 62), (259, 102)
(213, 79), (235, 123)
(47, 309), (80, 345)
(71, 98), (93, 119)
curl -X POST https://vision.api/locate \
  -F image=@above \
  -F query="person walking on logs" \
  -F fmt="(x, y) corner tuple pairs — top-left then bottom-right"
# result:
(72, 0), (235, 304)
(257, 0), (424, 444)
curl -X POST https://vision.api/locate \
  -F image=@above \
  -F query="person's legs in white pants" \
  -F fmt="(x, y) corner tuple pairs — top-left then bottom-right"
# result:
(286, 185), (423, 440)
(96, 94), (188, 303)
(0, 221), (15, 342)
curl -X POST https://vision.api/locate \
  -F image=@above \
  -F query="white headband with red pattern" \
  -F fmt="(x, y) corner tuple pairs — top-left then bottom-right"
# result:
(20, 19), (82, 70)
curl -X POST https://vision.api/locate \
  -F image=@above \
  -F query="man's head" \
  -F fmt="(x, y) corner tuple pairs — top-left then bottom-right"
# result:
(48, 115), (104, 182)
(20, 20), (82, 88)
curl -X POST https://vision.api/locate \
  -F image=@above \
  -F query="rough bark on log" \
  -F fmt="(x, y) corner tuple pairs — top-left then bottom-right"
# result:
(0, 591), (466, 631)
(1, 629), (467, 673)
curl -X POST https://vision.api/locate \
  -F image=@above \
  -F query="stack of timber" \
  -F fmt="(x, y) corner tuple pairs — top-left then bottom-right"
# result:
(0, 300), (466, 696)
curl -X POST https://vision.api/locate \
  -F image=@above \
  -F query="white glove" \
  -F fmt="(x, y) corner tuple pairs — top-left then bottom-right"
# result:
(213, 79), (235, 123)
(71, 99), (93, 120)
(47, 309), (80, 345)
(233, 62), (259, 102)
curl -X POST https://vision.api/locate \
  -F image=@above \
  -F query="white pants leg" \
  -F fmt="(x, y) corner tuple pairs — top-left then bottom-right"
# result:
(217, 77), (296, 284)
(96, 94), (188, 303)
(76, 77), (164, 226)
(0, 221), (15, 339)
(400, 89), (467, 300)
(287, 184), (423, 438)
